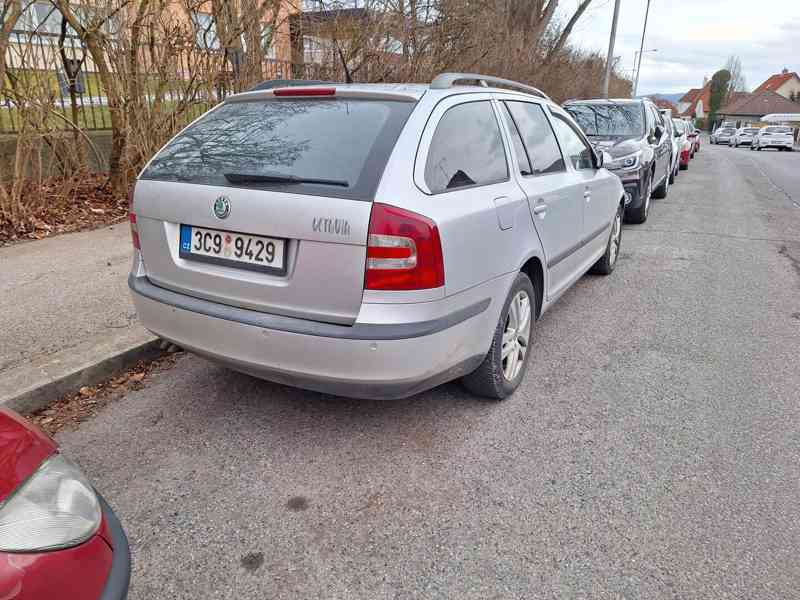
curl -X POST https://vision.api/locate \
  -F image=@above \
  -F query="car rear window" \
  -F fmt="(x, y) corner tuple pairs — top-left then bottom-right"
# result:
(744, 128), (758, 134)
(140, 97), (416, 201)
(720, 128), (735, 134)
(765, 126), (792, 134)
(564, 102), (645, 138)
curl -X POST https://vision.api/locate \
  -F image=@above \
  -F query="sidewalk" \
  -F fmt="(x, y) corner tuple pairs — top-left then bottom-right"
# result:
(0, 225), (157, 412)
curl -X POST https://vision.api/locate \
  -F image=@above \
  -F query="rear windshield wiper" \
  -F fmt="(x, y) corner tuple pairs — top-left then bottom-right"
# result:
(224, 172), (349, 187)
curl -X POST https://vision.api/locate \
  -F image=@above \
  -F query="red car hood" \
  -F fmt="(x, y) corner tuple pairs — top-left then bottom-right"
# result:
(0, 410), (57, 502)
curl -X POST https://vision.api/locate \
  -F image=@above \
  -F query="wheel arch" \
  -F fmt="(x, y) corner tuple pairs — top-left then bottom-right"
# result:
(520, 255), (544, 319)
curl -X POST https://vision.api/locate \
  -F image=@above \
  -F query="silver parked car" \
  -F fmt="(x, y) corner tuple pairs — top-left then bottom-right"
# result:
(710, 126), (736, 145)
(730, 127), (759, 147)
(129, 73), (624, 400)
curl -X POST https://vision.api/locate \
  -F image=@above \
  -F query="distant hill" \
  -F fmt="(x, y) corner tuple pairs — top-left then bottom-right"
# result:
(639, 93), (684, 104)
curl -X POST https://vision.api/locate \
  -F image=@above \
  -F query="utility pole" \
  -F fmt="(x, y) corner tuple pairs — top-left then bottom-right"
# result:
(602, 0), (622, 99)
(633, 0), (653, 97)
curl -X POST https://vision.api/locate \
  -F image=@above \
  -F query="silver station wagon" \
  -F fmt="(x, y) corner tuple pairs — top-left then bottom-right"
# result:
(129, 73), (624, 400)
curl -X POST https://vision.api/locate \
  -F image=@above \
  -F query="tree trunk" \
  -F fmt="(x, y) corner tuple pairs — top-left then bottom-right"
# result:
(54, 1), (130, 194)
(545, 0), (592, 63)
(0, 0), (22, 95)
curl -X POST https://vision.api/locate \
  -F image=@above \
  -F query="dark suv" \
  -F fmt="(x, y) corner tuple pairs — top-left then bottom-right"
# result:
(563, 98), (673, 224)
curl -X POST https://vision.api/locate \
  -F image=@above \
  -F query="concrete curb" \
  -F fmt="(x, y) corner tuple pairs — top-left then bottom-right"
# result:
(0, 327), (161, 415)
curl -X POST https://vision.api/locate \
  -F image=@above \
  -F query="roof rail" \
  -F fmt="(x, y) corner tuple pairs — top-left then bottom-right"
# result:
(248, 79), (339, 92)
(430, 72), (551, 101)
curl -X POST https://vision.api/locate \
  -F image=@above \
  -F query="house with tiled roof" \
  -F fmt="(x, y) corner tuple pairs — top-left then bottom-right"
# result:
(677, 84), (710, 119)
(649, 97), (678, 115)
(715, 91), (800, 127)
(753, 69), (800, 100)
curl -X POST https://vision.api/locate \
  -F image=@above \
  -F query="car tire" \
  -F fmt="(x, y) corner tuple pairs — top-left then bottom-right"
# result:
(679, 163), (688, 171)
(462, 272), (535, 400)
(591, 202), (623, 276)
(625, 173), (652, 224)
(669, 161), (677, 184)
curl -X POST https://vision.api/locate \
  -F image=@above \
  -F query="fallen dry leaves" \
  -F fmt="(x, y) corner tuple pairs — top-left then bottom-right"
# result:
(28, 352), (182, 436)
(0, 172), (128, 247)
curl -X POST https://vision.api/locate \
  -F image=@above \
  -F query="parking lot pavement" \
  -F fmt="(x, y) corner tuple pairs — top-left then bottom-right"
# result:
(55, 143), (800, 599)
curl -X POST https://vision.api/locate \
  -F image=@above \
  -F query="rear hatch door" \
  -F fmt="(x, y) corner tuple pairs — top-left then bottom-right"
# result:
(134, 90), (416, 325)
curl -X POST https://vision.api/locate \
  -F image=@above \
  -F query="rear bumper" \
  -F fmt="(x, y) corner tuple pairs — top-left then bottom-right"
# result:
(129, 275), (493, 399)
(758, 140), (793, 148)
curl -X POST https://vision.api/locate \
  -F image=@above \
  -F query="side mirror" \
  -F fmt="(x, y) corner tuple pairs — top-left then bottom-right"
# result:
(593, 148), (603, 168)
(594, 150), (612, 169)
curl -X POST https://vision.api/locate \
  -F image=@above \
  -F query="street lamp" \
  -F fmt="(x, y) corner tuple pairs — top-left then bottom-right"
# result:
(633, 48), (658, 96)
(633, 0), (654, 98)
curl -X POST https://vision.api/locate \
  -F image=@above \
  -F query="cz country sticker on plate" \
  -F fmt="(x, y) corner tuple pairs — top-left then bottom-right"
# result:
(179, 224), (286, 275)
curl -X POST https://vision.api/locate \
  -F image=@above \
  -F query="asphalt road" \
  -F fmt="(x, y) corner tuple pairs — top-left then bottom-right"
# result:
(57, 141), (800, 599)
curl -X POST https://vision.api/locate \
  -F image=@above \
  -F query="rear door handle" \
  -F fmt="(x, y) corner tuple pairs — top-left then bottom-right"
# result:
(584, 188), (592, 202)
(532, 202), (547, 216)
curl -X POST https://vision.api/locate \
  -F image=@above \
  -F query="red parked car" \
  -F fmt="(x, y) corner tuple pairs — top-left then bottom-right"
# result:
(687, 127), (701, 156)
(0, 409), (130, 600)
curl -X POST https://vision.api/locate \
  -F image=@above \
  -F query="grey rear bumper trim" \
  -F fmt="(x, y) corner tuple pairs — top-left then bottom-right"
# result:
(129, 275), (489, 341)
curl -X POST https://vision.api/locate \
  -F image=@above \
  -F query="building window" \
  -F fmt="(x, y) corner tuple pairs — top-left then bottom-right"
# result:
(192, 12), (220, 50)
(17, 2), (67, 35)
(303, 35), (332, 64)
(16, 3), (117, 38)
(261, 24), (275, 59)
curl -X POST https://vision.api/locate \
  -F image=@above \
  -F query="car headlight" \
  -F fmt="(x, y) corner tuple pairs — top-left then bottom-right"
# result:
(0, 454), (100, 552)
(606, 151), (641, 172)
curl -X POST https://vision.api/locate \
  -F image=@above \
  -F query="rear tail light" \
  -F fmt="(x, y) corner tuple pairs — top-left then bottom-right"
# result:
(129, 212), (140, 250)
(128, 184), (140, 250)
(365, 203), (444, 291)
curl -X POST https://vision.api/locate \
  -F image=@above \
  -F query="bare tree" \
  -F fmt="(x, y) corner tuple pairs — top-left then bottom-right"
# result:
(725, 55), (747, 92)
(0, 0), (22, 97)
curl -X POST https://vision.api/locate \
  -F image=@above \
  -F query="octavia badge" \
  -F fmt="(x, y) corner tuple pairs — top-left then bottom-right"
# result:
(213, 196), (231, 219)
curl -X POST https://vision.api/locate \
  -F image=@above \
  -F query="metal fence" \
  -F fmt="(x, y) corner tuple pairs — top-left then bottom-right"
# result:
(0, 31), (300, 134)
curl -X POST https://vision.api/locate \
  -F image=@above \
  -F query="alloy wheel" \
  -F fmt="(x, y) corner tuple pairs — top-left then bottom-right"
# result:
(501, 291), (531, 382)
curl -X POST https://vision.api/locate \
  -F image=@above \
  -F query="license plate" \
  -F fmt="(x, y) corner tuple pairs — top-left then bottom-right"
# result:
(179, 225), (286, 274)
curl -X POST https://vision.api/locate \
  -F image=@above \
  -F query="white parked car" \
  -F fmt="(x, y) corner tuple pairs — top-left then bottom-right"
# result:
(710, 127), (736, 145)
(751, 126), (795, 151)
(730, 127), (759, 147)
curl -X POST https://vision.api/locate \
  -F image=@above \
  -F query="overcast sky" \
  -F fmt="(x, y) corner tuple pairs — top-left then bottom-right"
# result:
(560, 0), (800, 96)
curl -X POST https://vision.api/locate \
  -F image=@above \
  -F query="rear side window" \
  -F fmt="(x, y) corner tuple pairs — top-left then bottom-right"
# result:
(505, 102), (565, 175)
(140, 98), (415, 201)
(500, 104), (533, 175)
(424, 101), (508, 194)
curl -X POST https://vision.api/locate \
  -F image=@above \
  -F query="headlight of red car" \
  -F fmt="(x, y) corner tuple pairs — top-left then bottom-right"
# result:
(0, 453), (101, 552)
